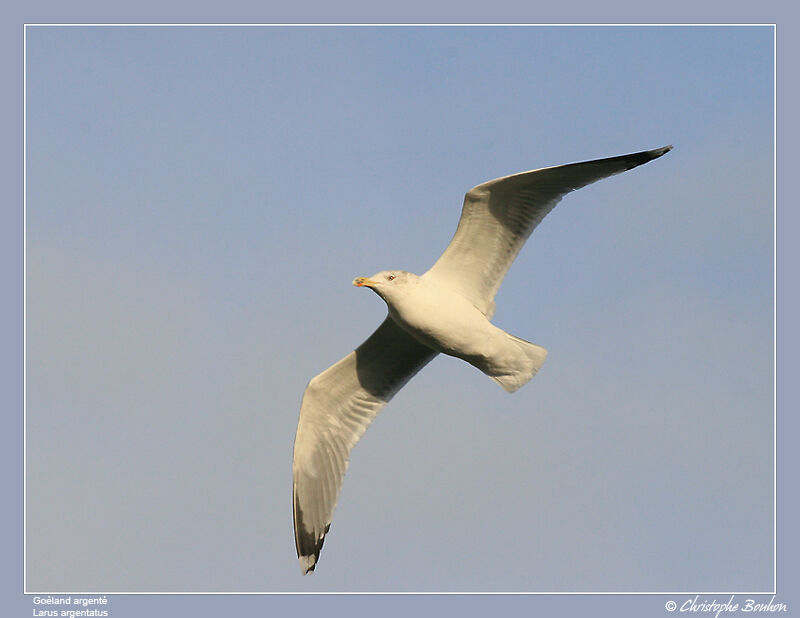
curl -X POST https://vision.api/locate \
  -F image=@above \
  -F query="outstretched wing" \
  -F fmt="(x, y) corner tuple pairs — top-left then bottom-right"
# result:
(424, 146), (672, 314)
(292, 317), (438, 574)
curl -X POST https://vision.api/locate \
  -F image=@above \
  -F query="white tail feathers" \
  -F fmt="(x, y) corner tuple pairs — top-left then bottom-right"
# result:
(486, 334), (548, 393)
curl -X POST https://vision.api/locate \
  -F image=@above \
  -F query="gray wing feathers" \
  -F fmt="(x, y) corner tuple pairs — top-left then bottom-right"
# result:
(425, 146), (672, 313)
(292, 317), (437, 573)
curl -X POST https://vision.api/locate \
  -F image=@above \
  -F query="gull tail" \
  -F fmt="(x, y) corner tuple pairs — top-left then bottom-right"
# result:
(478, 333), (548, 393)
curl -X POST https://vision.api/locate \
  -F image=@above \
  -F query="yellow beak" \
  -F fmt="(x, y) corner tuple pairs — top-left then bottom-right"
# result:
(353, 277), (378, 287)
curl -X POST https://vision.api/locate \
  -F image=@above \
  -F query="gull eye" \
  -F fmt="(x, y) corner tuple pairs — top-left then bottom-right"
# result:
(386, 274), (395, 281)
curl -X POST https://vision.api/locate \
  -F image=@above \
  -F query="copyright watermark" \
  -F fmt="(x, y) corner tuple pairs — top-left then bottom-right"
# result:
(664, 595), (786, 617)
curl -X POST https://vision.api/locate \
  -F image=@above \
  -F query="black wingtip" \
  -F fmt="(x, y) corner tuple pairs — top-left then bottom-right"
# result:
(297, 541), (322, 575)
(293, 490), (326, 575)
(621, 144), (673, 170)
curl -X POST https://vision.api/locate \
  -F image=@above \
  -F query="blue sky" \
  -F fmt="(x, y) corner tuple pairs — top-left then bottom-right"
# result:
(25, 25), (773, 591)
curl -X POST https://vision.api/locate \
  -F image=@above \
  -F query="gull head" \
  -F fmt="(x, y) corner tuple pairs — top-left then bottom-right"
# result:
(353, 270), (417, 302)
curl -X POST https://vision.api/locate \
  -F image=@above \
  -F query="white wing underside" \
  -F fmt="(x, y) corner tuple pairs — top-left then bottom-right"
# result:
(292, 317), (437, 573)
(292, 146), (672, 573)
(424, 146), (673, 314)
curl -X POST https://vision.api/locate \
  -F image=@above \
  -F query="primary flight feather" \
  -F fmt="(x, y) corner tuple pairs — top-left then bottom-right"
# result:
(291, 145), (672, 574)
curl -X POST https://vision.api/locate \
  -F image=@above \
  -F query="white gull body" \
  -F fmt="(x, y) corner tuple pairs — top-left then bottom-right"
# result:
(357, 270), (547, 393)
(291, 146), (672, 574)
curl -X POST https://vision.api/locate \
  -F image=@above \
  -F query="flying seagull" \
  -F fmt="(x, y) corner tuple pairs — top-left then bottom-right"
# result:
(292, 145), (672, 574)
